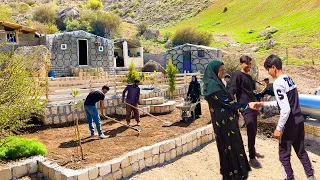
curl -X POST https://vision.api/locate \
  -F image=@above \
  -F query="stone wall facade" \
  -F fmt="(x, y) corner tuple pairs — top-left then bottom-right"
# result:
(44, 88), (187, 125)
(166, 44), (222, 73)
(42, 30), (114, 77)
(144, 53), (167, 68)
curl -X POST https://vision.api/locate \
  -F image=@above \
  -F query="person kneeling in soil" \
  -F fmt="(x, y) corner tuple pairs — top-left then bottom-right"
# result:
(252, 54), (316, 180)
(122, 79), (141, 126)
(84, 86), (109, 139)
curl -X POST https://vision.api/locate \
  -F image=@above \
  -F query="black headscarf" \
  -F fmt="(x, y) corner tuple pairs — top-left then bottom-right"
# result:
(203, 60), (230, 99)
(190, 75), (198, 89)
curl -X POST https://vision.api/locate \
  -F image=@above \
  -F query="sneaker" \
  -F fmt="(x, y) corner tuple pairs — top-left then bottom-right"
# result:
(308, 176), (317, 180)
(136, 122), (141, 126)
(255, 152), (265, 159)
(99, 134), (109, 139)
(127, 122), (130, 126)
(90, 133), (98, 137)
(249, 159), (262, 169)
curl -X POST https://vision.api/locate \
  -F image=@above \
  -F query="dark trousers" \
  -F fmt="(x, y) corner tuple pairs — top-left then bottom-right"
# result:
(279, 122), (314, 180)
(242, 110), (258, 159)
(126, 104), (140, 123)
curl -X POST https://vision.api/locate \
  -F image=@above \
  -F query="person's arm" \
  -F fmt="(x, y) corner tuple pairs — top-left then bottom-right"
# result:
(122, 85), (129, 103)
(209, 90), (248, 112)
(99, 100), (105, 117)
(228, 73), (239, 99)
(135, 88), (140, 105)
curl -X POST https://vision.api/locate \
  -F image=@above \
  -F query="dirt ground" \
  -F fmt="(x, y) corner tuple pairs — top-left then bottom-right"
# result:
(130, 133), (320, 180)
(15, 101), (213, 169)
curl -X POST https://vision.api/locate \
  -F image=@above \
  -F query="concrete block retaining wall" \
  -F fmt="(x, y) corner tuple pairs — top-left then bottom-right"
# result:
(44, 88), (187, 125)
(0, 124), (214, 180)
(1, 122), (320, 180)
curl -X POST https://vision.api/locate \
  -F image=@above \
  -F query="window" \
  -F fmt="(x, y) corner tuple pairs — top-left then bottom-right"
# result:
(61, 44), (67, 50)
(6, 32), (17, 43)
(198, 50), (205, 58)
(99, 46), (103, 52)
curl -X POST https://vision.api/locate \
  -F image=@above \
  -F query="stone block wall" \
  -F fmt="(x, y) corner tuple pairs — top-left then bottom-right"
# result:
(166, 44), (222, 73)
(43, 30), (114, 77)
(44, 88), (187, 125)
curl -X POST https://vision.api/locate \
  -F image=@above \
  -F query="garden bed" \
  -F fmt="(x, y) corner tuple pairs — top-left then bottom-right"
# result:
(6, 101), (211, 170)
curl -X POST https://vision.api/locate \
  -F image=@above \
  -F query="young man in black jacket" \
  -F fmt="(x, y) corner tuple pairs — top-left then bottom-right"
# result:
(229, 55), (264, 168)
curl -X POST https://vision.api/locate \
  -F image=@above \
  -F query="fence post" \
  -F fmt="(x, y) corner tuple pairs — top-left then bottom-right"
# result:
(184, 70), (187, 86)
(113, 73), (117, 96)
(286, 48), (289, 65)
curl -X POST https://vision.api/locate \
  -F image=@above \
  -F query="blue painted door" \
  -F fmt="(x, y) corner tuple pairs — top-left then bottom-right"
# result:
(183, 51), (191, 72)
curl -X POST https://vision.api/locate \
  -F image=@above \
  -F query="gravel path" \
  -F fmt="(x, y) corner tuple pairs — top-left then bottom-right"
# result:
(130, 134), (320, 180)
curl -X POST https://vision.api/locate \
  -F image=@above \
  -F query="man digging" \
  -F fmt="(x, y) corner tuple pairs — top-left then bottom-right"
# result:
(122, 79), (141, 126)
(84, 86), (109, 139)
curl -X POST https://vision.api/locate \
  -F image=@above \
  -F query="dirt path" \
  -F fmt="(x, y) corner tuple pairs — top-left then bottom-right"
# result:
(130, 135), (320, 180)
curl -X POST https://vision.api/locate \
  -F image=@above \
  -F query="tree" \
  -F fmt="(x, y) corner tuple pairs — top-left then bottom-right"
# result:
(85, 0), (104, 11)
(91, 12), (121, 38)
(126, 61), (139, 84)
(0, 51), (48, 140)
(137, 22), (148, 36)
(166, 59), (178, 98)
(31, 22), (59, 34)
(172, 27), (212, 46)
(33, 3), (58, 24)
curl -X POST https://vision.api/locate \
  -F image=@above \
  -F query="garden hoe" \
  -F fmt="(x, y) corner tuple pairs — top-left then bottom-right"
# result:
(124, 102), (171, 126)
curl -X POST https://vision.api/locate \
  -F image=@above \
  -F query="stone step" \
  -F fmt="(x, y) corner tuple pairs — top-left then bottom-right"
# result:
(150, 101), (176, 114)
(140, 97), (165, 105)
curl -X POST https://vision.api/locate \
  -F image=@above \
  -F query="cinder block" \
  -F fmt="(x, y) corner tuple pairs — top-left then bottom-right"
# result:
(144, 148), (153, 159)
(208, 133), (213, 141)
(192, 140), (197, 150)
(138, 159), (145, 171)
(159, 153), (165, 164)
(152, 146), (160, 155)
(0, 168), (12, 180)
(132, 162), (139, 173)
(145, 157), (153, 167)
(88, 167), (99, 180)
(13, 164), (28, 178)
(165, 151), (171, 162)
(27, 161), (38, 174)
(99, 163), (111, 176)
(77, 171), (89, 180)
(122, 165), (133, 178)
(181, 135), (187, 145)
(187, 134), (193, 143)
(176, 146), (182, 156)
(171, 149), (177, 159)
(137, 149), (145, 160)
(182, 144), (188, 154)
(112, 170), (122, 180)
(102, 173), (113, 180)
(110, 158), (121, 173)
(129, 153), (138, 164)
(187, 142), (193, 152)
(153, 155), (159, 166)
(175, 138), (182, 147)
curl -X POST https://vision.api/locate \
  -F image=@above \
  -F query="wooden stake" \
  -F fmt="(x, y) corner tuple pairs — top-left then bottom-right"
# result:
(75, 117), (84, 160)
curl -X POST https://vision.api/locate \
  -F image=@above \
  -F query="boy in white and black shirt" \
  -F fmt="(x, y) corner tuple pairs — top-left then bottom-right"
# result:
(254, 54), (315, 180)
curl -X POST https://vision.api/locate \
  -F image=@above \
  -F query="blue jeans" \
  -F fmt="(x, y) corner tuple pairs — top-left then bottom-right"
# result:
(84, 105), (103, 136)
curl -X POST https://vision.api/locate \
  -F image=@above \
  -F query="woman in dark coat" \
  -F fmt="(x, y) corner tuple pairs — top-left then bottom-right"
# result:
(203, 60), (252, 180)
(187, 75), (202, 119)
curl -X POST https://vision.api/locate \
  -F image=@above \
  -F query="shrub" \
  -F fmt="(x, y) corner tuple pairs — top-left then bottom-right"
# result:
(33, 3), (58, 24)
(172, 27), (212, 46)
(0, 136), (47, 160)
(9, 2), (31, 14)
(65, 18), (92, 32)
(132, 0), (140, 7)
(129, 11), (135, 17)
(91, 12), (121, 38)
(31, 22), (59, 34)
(137, 22), (148, 35)
(0, 4), (13, 22)
(85, 0), (104, 11)
(166, 59), (178, 98)
(0, 50), (48, 140)
(126, 61), (139, 83)
(23, 0), (36, 6)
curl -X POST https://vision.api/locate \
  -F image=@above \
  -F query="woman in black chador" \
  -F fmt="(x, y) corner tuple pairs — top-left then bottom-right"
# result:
(187, 75), (202, 119)
(203, 60), (251, 180)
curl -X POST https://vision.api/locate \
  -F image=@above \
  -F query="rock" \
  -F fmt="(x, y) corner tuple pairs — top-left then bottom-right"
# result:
(142, 60), (166, 73)
(56, 6), (80, 30)
(247, 47), (260, 53)
(124, 17), (136, 24)
(142, 29), (160, 40)
(262, 96), (280, 118)
(247, 29), (255, 34)
(14, 45), (51, 77)
(258, 27), (278, 37)
(264, 33), (272, 40)
(266, 39), (277, 50)
(165, 40), (172, 48)
(227, 42), (241, 47)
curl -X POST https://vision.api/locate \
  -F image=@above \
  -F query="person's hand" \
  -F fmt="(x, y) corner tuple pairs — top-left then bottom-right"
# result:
(248, 102), (261, 110)
(273, 130), (281, 139)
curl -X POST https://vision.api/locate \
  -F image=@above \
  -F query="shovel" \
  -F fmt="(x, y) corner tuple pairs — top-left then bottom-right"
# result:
(124, 102), (171, 126)
(102, 115), (141, 133)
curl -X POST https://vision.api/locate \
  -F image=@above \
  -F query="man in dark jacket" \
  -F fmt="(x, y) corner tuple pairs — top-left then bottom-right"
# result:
(122, 80), (141, 126)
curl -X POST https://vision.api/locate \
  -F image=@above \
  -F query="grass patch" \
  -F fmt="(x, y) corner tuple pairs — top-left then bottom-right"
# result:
(0, 136), (47, 160)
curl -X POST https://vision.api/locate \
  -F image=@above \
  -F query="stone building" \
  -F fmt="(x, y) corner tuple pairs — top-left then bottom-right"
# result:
(166, 43), (222, 73)
(0, 21), (41, 52)
(114, 38), (144, 69)
(42, 30), (114, 77)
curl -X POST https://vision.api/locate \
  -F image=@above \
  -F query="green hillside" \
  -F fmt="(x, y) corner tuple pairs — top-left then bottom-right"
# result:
(162, 0), (320, 65)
